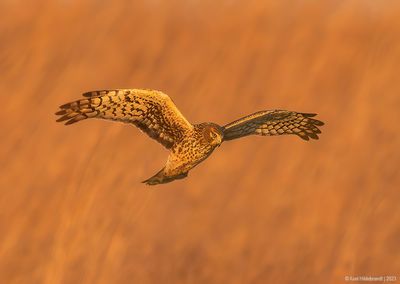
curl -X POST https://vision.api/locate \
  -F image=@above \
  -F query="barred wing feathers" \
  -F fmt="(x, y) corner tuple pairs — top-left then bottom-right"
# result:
(56, 89), (193, 148)
(223, 110), (324, 141)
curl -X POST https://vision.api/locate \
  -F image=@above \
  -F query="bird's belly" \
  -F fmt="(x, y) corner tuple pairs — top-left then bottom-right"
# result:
(165, 142), (215, 176)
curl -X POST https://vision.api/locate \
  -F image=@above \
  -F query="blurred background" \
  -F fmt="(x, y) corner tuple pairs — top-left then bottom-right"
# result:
(1, 0), (399, 283)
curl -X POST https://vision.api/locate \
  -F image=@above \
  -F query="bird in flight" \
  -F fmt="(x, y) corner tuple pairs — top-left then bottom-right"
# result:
(56, 89), (324, 185)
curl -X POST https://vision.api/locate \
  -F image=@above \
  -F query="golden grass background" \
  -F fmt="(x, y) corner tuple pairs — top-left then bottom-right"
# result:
(1, 0), (399, 283)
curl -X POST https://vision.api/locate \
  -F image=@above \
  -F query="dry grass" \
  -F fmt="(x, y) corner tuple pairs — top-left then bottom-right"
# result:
(1, 0), (399, 283)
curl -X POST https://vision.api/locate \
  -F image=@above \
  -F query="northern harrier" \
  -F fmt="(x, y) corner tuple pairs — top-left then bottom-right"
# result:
(56, 89), (324, 185)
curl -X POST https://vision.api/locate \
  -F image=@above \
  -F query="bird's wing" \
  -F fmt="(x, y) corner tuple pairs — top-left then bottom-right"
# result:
(56, 89), (193, 149)
(222, 110), (324, 141)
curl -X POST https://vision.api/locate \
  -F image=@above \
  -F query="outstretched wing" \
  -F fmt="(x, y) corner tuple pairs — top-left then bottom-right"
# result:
(223, 110), (324, 141)
(55, 89), (193, 148)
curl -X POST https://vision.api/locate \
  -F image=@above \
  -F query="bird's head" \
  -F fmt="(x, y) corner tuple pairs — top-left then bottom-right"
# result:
(202, 123), (224, 147)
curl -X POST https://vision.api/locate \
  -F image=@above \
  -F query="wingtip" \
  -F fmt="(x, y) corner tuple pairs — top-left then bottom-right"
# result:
(64, 120), (75, 126)
(59, 103), (72, 109)
(308, 132), (319, 140)
(302, 113), (317, 117)
(55, 109), (66, 115)
(299, 134), (310, 141)
(82, 91), (94, 97)
(82, 90), (105, 97)
(56, 117), (66, 123)
(64, 117), (83, 125)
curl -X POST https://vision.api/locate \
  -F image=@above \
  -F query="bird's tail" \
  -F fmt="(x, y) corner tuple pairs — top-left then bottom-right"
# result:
(142, 168), (188, 186)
